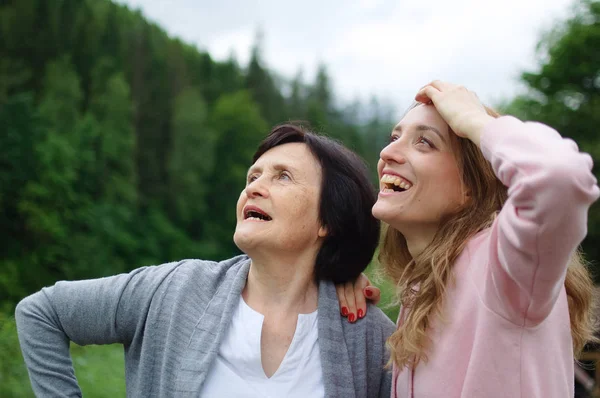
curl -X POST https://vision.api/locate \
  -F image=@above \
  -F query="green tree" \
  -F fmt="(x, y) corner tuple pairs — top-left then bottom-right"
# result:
(0, 93), (45, 307)
(287, 69), (307, 119)
(245, 33), (286, 125)
(205, 91), (269, 258)
(305, 64), (332, 131)
(167, 88), (216, 240)
(16, 56), (85, 286)
(66, 62), (139, 278)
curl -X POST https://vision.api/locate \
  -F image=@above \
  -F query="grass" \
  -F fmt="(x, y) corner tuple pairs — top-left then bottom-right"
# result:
(366, 262), (400, 322)
(71, 344), (126, 397)
(0, 313), (34, 398)
(0, 313), (127, 397)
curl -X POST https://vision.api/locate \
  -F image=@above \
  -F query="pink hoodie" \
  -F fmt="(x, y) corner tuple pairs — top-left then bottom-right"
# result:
(391, 116), (599, 398)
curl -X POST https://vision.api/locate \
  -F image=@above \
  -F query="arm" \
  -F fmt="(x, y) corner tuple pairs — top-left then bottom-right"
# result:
(480, 116), (599, 324)
(15, 261), (181, 396)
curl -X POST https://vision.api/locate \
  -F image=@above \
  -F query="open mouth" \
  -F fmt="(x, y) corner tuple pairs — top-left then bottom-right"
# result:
(244, 206), (272, 221)
(381, 174), (412, 193)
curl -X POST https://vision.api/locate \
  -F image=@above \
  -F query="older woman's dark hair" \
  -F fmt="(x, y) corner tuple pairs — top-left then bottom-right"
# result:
(253, 123), (380, 284)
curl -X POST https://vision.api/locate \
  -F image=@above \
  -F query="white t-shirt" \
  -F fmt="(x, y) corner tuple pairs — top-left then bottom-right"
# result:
(200, 296), (325, 397)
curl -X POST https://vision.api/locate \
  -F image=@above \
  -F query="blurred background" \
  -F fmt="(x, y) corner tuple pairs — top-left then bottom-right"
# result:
(1, 0), (599, 396)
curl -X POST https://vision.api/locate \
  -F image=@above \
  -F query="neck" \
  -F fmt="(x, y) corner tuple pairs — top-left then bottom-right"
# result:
(398, 223), (438, 259)
(243, 250), (319, 316)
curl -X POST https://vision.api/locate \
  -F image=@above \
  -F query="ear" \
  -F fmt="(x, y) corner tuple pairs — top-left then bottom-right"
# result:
(461, 178), (471, 197)
(461, 187), (472, 206)
(318, 225), (328, 238)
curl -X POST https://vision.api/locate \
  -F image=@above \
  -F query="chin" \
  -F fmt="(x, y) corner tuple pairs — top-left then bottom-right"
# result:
(233, 230), (252, 252)
(372, 202), (392, 223)
(373, 206), (410, 234)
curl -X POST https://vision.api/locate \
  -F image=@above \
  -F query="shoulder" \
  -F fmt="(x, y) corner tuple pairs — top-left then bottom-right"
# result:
(317, 280), (395, 340)
(102, 255), (250, 305)
(339, 303), (395, 343)
(364, 303), (395, 337)
(170, 254), (249, 277)
(451, 227), (492, 276)
(461, 227), (492, 261)
(159, 254), (250, 290)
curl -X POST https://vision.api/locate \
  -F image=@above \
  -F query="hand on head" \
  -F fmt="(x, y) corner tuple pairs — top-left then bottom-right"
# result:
(415, 80), (494, 146)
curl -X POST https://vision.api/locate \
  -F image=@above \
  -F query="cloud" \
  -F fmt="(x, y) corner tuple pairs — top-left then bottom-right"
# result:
(116, 0), (574, 116)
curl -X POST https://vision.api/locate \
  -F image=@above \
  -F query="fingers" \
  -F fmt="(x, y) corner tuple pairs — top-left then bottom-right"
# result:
(353, 274), (370, 321)
(416, 80), (466, 104)
(429, 80), (458, 91)
(344, 281), (358, 323)
(336, 274), (382, 323)
(335, 283), (349, 318)
(415, 85), (440, 104)
(364, 286), (381, 305)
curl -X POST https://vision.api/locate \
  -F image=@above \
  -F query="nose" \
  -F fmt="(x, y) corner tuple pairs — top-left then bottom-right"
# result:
(245, 176), (269, 199)
(380, 140), (407, 165)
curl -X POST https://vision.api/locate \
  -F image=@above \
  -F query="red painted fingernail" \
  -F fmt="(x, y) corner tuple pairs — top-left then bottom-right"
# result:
(365, 289), (373, 298)
(358, 309), (364, 319)
(342, 307), (349, 316)
(349, 313), (356, 323)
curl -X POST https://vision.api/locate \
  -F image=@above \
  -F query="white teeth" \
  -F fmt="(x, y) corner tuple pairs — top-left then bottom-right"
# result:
(246, 217), (266, 221)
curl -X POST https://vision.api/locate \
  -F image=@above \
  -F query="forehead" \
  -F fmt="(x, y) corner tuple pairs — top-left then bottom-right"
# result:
(252, 142), (320, 173)
(394, 104), (450, 136)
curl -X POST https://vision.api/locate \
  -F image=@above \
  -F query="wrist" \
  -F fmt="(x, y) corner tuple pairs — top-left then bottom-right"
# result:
(465, 114), (494, 147)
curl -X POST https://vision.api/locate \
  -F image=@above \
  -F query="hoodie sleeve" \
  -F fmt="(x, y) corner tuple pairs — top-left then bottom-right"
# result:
(478, 116), (599, 325)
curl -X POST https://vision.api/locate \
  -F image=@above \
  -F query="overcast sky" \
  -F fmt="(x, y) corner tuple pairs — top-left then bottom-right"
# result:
(115, 0), (575, 117)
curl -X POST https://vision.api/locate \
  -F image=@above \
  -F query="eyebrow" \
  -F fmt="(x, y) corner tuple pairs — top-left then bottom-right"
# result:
(246, 162), (299, 176)
(393, 124), (446, 144)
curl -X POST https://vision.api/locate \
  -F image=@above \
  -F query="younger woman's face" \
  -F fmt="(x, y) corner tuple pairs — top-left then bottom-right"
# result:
(372, 104), (468, 234)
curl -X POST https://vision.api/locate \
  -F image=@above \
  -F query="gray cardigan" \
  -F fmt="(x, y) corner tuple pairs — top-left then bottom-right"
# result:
(16, 255), (395, 397)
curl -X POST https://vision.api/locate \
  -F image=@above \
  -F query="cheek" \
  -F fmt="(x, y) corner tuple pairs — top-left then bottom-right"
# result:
(377, 159), (385, 177)
(235, 191), (246, 219)
(288, 189), (320, 221)
(428, 155), (461, 184)
(435, 167), (465, 205)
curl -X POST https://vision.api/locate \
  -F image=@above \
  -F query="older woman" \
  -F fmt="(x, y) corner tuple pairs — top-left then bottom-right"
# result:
(15, 123), (395, 398)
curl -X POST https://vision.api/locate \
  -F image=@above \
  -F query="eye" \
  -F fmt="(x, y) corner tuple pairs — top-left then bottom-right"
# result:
(278, 171), (291, 181)
(416, 135), (434, 148)
(389, 134), (399, 143)
(247, 174), (259, 183)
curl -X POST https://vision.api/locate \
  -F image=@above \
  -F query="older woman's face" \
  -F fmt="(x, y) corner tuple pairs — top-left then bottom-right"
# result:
(234, 143), (327, 256)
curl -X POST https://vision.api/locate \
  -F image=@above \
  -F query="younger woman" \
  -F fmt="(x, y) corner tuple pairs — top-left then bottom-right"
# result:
(338, 81), (599, 397)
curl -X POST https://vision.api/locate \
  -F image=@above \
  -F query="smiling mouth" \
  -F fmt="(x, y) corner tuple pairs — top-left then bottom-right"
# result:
(380, 174), (412, 193)
(244, 209), (272, 221)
